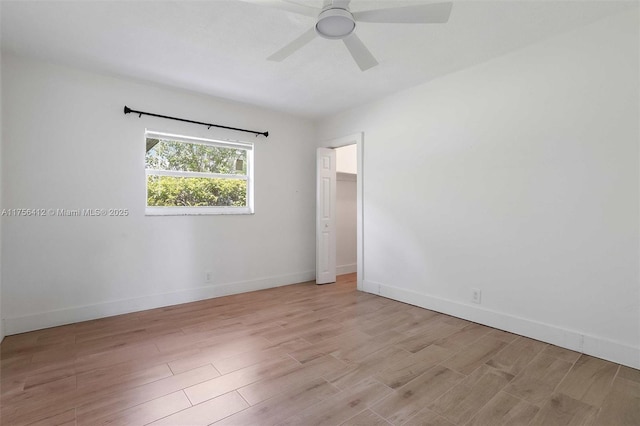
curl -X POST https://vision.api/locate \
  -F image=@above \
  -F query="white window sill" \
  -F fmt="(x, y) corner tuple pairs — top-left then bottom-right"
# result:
(145, 206), (254, 216)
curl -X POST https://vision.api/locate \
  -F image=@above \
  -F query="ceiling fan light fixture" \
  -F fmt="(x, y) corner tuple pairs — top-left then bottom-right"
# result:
(315, 8), (356, 39)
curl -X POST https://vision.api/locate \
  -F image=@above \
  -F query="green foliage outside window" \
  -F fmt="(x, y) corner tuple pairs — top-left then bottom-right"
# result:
(145, 138), (249, 208)
(146, 176), (247, 207)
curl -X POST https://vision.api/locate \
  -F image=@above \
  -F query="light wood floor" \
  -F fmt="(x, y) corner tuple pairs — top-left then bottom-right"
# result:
(1, 274), (639, 426)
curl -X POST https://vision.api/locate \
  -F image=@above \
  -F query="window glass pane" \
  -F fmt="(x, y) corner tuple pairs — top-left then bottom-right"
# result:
(147, 175), (247, 207)
(146, 138), (247, 174)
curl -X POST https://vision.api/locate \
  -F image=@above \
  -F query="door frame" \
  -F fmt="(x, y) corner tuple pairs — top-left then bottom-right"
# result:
(318, 133), (364, 291)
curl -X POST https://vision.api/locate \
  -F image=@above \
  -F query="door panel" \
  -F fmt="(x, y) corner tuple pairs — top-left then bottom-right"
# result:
(316, 148), (336, 284)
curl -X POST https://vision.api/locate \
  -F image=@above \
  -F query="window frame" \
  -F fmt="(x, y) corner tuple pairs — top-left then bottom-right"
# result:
(145, 130), (254, 216)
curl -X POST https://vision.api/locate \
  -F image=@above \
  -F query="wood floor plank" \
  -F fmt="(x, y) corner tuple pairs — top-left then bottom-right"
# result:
(428, 365), (514, 424)
(1, 334), (39, 357)
(432, 323), (493, 351)
(340, 409), (391, 426)
(287, 330), (371, 364)
(74, 342), (161, 374)
(74, 328), (183, 358)
(357, 311), (415, 337)
(76, 363), (173, 392)
(503, 354), (573, 406)
(1, 374), (26, 401)
(555, 354), (618, 407)
(618, 364), (640, 383)
(2, 375), (76, 409)
(440, 336), (508, 375)
(166, 335), (275, 375)
(162, 328), (277, 355)
(467, 391), (539, 426)
(530, 393), (598, 426)
(403, 408), (456, 426)
(5, 401), (77, 426)
(259, 317), (340, 345)
(149, 390), (248, 426)
(593, 376), (640, 426)
(298, 322), (348, 344)
(26, 408), (76, 426)
(76, 345), (201, 381)
(330, 330), (406, 364)
(25, 347), (78, 374)
(486, 336), (547, 376)
(0, 354), (32, 377)
(166, 349), (221, 375)
(280, 377), (393, 426)
(439, 314), (474, 329)
(23, 366), (76, 390)
(76, 364), (219, 424)
(152, 327), (237, 354)
(237, 354), (346, 405)
(395, 321), (460, 354)
(371, 366), (464, 425)
(85, 390), (191, 426)
(485, 329), (520, 343)
(326, 345), (410, 390)
(390, 313), (441, 336)
(374, 344), (454, 390)
(212, 337), (311, 375)
(214, 377), (340, 426)
(184, 355), (299, 405)
(389, 313), (446, 337)
(541, 345), (581, 364)
(4, 341), (75, 362)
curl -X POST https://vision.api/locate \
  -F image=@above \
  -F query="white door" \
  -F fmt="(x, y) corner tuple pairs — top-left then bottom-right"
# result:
(316, 148), (337, 284)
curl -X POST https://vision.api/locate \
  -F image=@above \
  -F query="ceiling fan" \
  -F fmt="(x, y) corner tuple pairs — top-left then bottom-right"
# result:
(243, 0), (453, 71)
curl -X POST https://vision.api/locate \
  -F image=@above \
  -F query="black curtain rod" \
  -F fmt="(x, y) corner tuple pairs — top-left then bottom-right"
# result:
(123, 106), (268, 138)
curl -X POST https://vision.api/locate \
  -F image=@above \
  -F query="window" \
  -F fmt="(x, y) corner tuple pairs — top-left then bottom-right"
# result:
(145, 131), (253, 215)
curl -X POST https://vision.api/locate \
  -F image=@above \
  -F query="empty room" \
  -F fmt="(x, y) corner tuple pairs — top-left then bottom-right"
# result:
(0, 0), (639, 425)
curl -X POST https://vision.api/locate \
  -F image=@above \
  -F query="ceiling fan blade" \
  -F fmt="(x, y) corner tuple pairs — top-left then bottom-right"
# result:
(342, 33), (378, 71)
(240, 0), (319, 17)
(268, 27), (317, 62)
(331, 0), (351, 9)
(353, 2), (453, 24)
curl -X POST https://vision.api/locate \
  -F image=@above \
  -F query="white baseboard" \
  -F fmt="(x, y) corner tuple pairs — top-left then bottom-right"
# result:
(363, 279), (640, 370)
(337, 263), (357, 275)
(4, 270), (315, 335)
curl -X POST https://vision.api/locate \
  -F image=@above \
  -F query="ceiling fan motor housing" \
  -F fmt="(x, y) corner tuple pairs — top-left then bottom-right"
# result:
(315, 8), (356, 39)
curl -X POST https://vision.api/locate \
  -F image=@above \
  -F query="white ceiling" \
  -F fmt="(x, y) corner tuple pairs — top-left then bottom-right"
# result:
(1, 1), (634, 119)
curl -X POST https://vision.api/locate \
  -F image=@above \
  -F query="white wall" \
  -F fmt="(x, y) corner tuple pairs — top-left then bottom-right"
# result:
(1, 53), (317, 334)
(317, 10), (640, 368)
(336, 144), (357, 174)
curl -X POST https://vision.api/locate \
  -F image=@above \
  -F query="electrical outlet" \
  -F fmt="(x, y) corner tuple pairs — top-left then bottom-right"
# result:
(472, 288), (482, 304)
(205, 271), (212, 283)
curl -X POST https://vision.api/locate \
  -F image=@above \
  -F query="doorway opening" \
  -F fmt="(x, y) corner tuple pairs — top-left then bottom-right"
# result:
(316, 133), (363, 290)
(335, 144), (357, 278)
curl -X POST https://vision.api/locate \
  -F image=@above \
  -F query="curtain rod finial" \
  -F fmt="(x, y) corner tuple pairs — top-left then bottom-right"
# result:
(124, 106), (131, 114)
